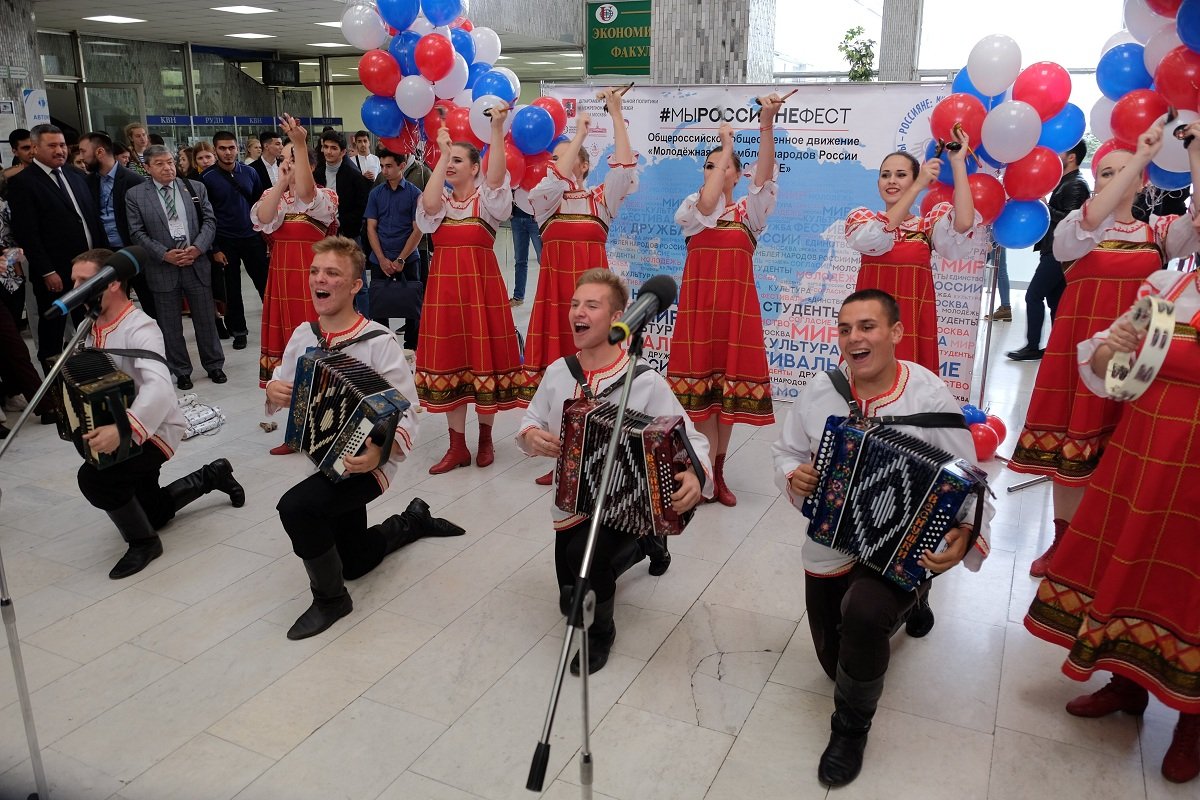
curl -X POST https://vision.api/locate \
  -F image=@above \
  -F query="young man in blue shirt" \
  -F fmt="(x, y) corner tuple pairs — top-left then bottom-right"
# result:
(364, 149), (423, 352)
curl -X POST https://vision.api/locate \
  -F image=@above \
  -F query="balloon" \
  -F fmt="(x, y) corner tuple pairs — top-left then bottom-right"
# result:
(930, 93), (987, 145)
(362, 95), (404, 138)
(1110, 88), (1169, 144)
(1037, 103), (1085, 152)
(1154, 46), (1200, 111)
(470, 26), (502, 65)
(359, 50), (402, 98)
(424, 145), (441, 170)
(395, 74), (436, 119)
(1097, 42), (1154, 100)
(921, 138), (979, 187)
(968, 173), (1007, 223)
(469, 94), (505, 142)
(969, 422), (999, 461)
(377, 0), (420, 32)
(1102, 29), (1139, 56)
(451, 15), (473, 31)
(961, 404), (988, 425)
(1154, 108), (1200, 171)
(973, 142), (1006, 170)
(1091, 138), (1137, 178)
(389, 30), (421, 75)
(414, 33), (455, 81)
(452, 88), (474, 107)
(432, 25), (452, 40)
(981, 100), (1042, 163)
(482, 139), (526, 186)
(409, 14), (434, 36)
(450, 26), (476, 64)
(1147, 0), (1183, 13)
(509, 105), (555, 155)
(433, 53), (469, 99)
(951, 67), (1006, 110)
(380, 121), (420, 154)
(1090, 96), (1117, 141)
(1181, 0), (1200, 52)
(421, 0), (462, 27)
(492, 66), (521, 97)
(446, 104), (483, 147)
(1004, 146), (1064, 201)
(549, 133), (571, 151)
(985, 414), (1008, 442)
(1144, 23), (1182, 75)
(919, 182), (954, 217)
(423, 99), (455, 139)
(341, 4), (389, 50)
(1125, 0), (1167, 43)
(531, 97), (568, 138)
(1147, 160), (1193, 188)
(465, 61), (491, 90)
(992, 199), (1051, 249)
(520, 150), (553, 192)
(1012, 62), (1072, 121)
(473, 69), (517, 103)
(966, 34), (1022, 96)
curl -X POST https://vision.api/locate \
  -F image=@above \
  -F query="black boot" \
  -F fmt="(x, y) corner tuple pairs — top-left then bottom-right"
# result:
(817, 664), (886, 787)
(570, 596), (616, 676)
(904, 587), (935, 638)
(287, 547), (353, 640)
(401, 496), (465, 537)
(559, 585), (573, 617)
(643, 534), (672, 576)
(165, 458), (246, 512)
(371, 513), (422, 555)
(107, 498), (163, 580)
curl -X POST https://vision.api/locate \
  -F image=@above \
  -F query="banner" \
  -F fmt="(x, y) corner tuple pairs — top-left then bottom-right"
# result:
(542, 82), (990, 404)
(586, 1), (651, 76)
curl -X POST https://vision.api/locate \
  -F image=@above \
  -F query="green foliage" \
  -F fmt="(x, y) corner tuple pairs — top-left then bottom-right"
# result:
(838, 26), (877, 82)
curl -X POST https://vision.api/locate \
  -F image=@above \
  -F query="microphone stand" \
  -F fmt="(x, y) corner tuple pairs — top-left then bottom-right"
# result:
(0, 308), (98, 800)
(526, 322), (650, 798)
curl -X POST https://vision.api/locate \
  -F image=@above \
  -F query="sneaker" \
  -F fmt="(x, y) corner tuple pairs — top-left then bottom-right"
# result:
(509, 297), (523, 307)
(985, 305), (1012, 322)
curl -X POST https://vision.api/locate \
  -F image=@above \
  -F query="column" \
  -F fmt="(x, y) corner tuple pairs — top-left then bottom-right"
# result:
(651, 0), (777, 84)
(878, 0), (924, 81)
(0, 0), (47, 129)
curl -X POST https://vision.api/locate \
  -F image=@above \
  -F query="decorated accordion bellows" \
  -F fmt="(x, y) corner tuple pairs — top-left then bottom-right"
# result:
(801, 415), (987, 591)
(55, 349), (140, 469)
(283, 350), (410, 481)
(555, 398), (703, 538)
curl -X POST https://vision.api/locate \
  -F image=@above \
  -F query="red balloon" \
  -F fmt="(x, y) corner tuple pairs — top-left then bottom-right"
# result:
(919, 182), (954, 217)
(1003, 146), (1064, 201)
(358, 50), (402, 98)
(1012, 61), (1072, 121)
(967, 173), (1006, 223)
(423, 100), (457, 142)
(1154, 46), (1200, 112)
(380, 122), (419, 155)
(1110, 89), (1170, 145)
(985, 414), (1007, 442)
(970, 423), (999, 461)
(446, 105), (483, 148)
(1090, 138), (1136, 178)
(414, 33), (455, 82)
(451, 15), (473, 31)
(483, 139), (527, 186)
(1146, 0), (1182, 15)
(531, 97), (568, 139)
(930, 93), (987, 147)
(520, 151), (553, 192)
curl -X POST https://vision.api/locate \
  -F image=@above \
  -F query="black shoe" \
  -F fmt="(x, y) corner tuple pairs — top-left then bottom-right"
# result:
(177, 375), (193, 390)
(40, 411), (58, 425)
(106, 498), (163, 580)
(904, 593), (935, 638)
(818, 730), (870, 787)
(232, 335), (247, 350)
(403, 496), (466, 537)
(208, 369), (228, 384)
(1006, 346), (1045, 361)
(570, 597), (616, 675)
(643, 535), (671, 576)
(287, 547), (353, 640)
(216, 317), (231, 340)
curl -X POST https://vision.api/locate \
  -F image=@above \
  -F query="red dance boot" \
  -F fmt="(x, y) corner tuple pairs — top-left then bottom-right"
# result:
(476, 423), (494, 467)
(1065, 674), (1149, 718)
(711, 453), (736, 507)
(535, 470), (554, 486)
(1029, 518), (1068, 577)
(429, 429), (472, 475)
(1162, 713), (1200, 783)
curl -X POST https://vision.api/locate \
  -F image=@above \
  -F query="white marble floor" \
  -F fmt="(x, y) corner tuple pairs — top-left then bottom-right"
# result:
(0, 259), (1191, 800)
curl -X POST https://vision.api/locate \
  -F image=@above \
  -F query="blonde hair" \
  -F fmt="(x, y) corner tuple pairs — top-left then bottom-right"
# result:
(311, 236), (366, 279)
(576, 267), (627, 311)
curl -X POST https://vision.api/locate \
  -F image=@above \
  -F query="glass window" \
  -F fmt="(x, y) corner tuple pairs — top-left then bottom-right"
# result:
(37, 32), (78, 77)
(81, 36), (187, 116)
(773, 2), (883, 74)
(327, 57), (360, 83)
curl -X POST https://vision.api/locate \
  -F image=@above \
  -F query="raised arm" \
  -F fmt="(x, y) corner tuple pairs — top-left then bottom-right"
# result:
(885, 159), (940, 230)
(755, 94), (784, 188)
(421, 126), (452, 217)
(946, 127), (976, 233)
(255, 157), (289, 225)
(1083, 121), (1162, 230)
(281, 115), (316, 205)
(485, 105), (511, 190)
(555, 112), (590, 181)
(695, 122), (734, 217)
(602, 87), (634, 167)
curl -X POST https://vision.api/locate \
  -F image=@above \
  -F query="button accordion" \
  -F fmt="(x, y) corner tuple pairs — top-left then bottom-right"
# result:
(55, 349), (140, 469)
(284, 349), (410, 481)
(801, 415), (987, 591)
(555, 398), (704, 538)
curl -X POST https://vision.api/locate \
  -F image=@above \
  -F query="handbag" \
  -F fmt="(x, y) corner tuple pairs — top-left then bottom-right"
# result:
(368, 264), (424, 319)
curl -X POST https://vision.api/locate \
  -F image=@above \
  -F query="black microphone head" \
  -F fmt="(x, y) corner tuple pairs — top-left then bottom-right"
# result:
(639, 274), (677, 309)
(107, 246), (147, 280)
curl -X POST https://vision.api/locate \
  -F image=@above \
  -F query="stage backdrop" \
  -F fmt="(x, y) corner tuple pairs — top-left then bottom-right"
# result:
(541, 82), (991, 404)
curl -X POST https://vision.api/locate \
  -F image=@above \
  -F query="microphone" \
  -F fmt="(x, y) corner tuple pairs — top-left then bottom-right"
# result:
(45, 246), (146, 320)
(609, 274), (677, 345)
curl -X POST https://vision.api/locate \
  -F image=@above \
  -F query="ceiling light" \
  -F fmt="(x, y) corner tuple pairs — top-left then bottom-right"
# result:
(86, 40), (126, 46)
(558, 53), (583, 57)
(299, 61), (320, 65)
(315, 21), (342, 27)
(83, 15), (145, 23)
(211, 5), (275, 13)
(331, 73), (351, 77)
(527, 61), (553, 65)
(565, 66), (584, 70)
(496, 55), (511, 60)
(225, 33), (276, 38)
(309, 42), (351, 48)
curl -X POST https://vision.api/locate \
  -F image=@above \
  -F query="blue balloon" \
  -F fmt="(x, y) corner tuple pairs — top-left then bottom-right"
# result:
(510, 106), (555, 155)
(451, 27), (476, 65)
(952, 67), (1005, 110)
(993, 199), (1050, 249)
(961, 404), (988, 425)
(389, 30), (421, 76)
(1179, 0), (1200, 53)
(1147, 162), (1192, 190)
(361, 95), (404, 138)
(923, 139), (978, 187)
(1037, 103), (1085, 152)
(1096, 43), (1152, 101)
(973, 142), (1006, 170)
(378, 0), (420, 31)
(549, 134), (571, 151)
(473, 70), (517, 103)
(465, 61), (491, 90)
(421, 0), (462, 27)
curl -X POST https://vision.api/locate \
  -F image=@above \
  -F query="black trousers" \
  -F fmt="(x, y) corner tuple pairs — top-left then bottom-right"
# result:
(1023, 248), (1066, 350)
(0, 291), (42, 404)
(29, 268), (84, 363)
(554, 520), (640, 604)
(77, 445), (174, 529)
(277, 472), (388, 580)
(215, 234), (269, 336)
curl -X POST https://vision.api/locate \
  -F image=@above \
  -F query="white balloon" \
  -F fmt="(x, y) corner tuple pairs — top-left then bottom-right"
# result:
(492, 66), (521, 97)
(409, 14), (434, 36)
(966, 34), (1022, 96)
(1144, 22), (1182, 76)
(981, 100), (1042, 163)
(452, 88), (474, 107)
(434, 54), (469, 100)
(395, 74), (436, 119)
(341, 4), (389, 51)
(433, 25), (453, 40)
(1154, 109), (1200, 172)
(471, 27), (502, 65)
(470, 94), (504, 142)
(1101, 29), (1139, 56)
(1125, 0), (1164, 44)
(1090, 96), (1116, 141)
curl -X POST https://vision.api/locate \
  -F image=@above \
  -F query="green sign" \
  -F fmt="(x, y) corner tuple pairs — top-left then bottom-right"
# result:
(586, 1), (651, 76)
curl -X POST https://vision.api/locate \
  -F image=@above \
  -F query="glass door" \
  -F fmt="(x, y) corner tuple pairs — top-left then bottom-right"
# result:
(81, 83), (147, 138)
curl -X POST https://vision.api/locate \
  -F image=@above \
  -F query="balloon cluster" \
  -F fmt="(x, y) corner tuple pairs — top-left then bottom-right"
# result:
(341, 0), (569, 184)
(925, 35), (1081, 250)
(1092, 0), (1198, 192)
(962, 404), (1006, 460)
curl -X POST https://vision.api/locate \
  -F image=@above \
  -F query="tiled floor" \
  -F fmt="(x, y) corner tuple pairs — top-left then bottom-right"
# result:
(0, 257), (1191, 800)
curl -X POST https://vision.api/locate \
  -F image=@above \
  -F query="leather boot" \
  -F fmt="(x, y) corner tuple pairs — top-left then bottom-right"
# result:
(709, 453), (736, 506)
(817, 664), (886, 787)
(165, 458), (246, 512)
(1029, 518), (1068, 577)
(570, 595), (616, 676)
(287, 547), (353, 640)
(107, 498), (163, 580)
(642, 534), (672, 576)
(904, 585), (935, 638)
(1162, 713), (1200, 783)
(1065, 674), (1149, 718)
(535, 470), (554, 486)
(559, 585), (573, 617)
(429, 428), (471, 474)
(476, 423), (494, 468)
(401, 496), (466, 537)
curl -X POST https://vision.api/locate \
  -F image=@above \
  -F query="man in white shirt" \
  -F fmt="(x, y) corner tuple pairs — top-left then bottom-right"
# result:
(350, 131), (381, 182)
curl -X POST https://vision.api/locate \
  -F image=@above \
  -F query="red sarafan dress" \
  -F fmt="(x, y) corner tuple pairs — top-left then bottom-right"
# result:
(1010, 206), (1198, 483)
(845, 203), (980, 373)
(1025, 269), (1200, 713)
(519, 156), (639, 400)
(414, 185), (523, 412)
(667, 179), (777, 425)
(252, 188), (338, 385)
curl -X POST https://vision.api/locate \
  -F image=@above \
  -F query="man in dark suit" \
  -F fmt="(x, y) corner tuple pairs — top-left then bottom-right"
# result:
(78, 131), (151, 316)
(248, 130), (283, 193)
(126, 145), (225, 390)
(315, 130), (371, 243)
(7, 123), (106, 369)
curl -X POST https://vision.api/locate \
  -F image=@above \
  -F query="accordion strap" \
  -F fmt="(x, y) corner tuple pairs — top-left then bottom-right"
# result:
(823, 370), (966, 430)
(86, 346), (169, 366)
(309, 322), (390, 351)
(564, 354), (653, 401)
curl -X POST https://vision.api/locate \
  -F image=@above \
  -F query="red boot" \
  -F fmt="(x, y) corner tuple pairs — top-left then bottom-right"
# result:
(1163, 713), (1200, 783)
(1065, 674), (1149, 718)
(711, 453), (736, 507)
(535, 470), (554, 486)
(1029, 518), (1068, 577)
(476, 423), (494, 467)
(429, 429), (471, 474)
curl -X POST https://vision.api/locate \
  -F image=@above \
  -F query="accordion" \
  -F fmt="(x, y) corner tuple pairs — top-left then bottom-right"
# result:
(284, 349), (410, 481)
(555, 398), (704, 538)
(55, 349), (140, 469)
(801, 415), (987, 591)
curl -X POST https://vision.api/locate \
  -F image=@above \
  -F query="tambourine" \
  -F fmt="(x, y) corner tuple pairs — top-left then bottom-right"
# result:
(1105, 295), (1176, 401)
